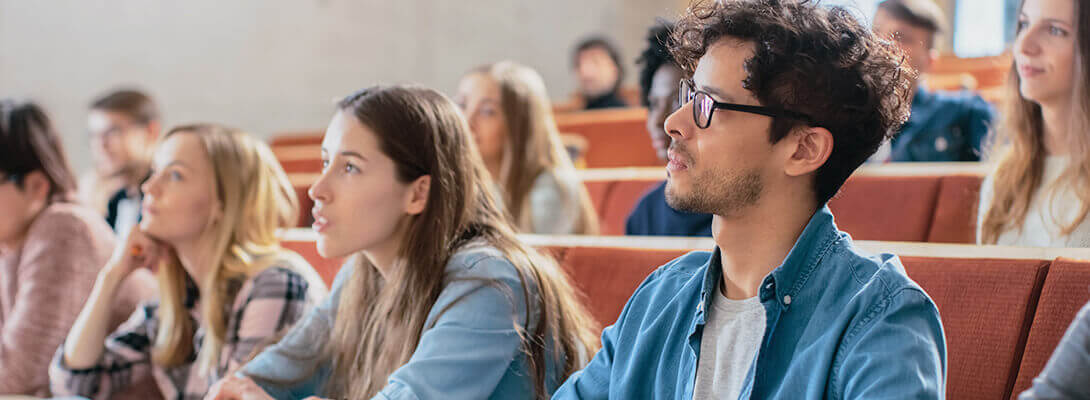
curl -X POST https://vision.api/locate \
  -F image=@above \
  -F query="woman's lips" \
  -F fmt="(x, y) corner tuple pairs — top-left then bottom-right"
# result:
(1019, 64), (1045, 79)
(312, 209), (330, 233)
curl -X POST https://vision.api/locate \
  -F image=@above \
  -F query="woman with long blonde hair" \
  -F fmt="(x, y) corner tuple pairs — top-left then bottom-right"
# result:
(978, 0), (1090, 247)
(208, 85), (599, 400)
(51, 124), (327, 399)
(456, 61), (599, 234)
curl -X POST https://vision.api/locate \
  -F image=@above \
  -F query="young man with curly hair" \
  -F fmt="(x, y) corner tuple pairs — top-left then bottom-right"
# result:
(552, 1), (946, 398)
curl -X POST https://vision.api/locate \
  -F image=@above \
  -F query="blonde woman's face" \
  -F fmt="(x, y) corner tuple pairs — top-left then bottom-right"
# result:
(1014, 0), (1078, 106)
(308, 111), (419, 260)
(140, 133), (218, 244)
(455, 73), (508, 170)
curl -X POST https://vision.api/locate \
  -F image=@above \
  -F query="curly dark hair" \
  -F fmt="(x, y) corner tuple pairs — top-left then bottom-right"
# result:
(637, 21), (678, 107)
(670, 0), (915, 204)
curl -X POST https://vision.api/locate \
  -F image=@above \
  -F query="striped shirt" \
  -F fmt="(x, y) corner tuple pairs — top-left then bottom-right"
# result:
(49, 262), (322, 400)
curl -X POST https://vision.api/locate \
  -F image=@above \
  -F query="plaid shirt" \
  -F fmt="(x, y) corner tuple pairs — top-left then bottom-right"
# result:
(49, 264), (318, 400)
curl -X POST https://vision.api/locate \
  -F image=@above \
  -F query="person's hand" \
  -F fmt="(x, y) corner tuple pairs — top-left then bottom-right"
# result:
(103, 228), (166, 281)
(205, 375), (275, 400)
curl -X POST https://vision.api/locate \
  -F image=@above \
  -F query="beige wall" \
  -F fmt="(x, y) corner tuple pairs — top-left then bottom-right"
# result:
(0, 0), (682, 173)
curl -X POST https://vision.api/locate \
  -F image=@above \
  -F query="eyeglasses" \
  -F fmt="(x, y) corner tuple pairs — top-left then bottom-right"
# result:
(679, 79), (814, 129)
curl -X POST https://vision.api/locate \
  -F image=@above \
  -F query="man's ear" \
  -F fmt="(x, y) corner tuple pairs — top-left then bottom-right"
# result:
(404, 175), (431, 215)
(783, 126), (833, 177)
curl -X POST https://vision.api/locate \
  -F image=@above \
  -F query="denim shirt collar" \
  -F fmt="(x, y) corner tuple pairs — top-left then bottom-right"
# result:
(694, 205), (841, 325)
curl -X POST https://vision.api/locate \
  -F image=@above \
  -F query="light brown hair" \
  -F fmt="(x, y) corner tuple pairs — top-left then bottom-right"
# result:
(150, 124), (315, 374)
(325, 86), (599, 400)
(980, 0), (1090, 243)
(469, 61), (600, 234)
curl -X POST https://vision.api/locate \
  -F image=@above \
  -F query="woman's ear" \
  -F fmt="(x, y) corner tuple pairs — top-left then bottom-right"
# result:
(404, 175), (431, 215)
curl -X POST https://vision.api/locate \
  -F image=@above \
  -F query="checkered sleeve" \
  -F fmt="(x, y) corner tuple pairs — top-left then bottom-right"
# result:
(49, 302), (158, 400)
(223, 266), (311, 373)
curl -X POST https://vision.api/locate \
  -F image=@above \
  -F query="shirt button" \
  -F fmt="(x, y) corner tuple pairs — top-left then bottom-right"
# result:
(784, 295), (792, 305)
(766, 283), (774, 289)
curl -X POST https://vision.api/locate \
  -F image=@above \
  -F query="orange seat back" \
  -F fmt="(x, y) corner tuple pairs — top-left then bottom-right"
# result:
(902, 256), (1049, 400)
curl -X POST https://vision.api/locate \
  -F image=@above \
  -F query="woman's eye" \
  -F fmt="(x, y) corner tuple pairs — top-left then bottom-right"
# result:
(344, 163), (360, 174)
(1017, 20), (1029, 32)
(321, 159), (330, 170)
(169, 171), (182, 181)
(1049, 26), (1068, 37)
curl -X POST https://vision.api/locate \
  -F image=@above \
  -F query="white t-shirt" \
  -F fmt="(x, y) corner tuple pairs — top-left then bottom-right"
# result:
(978, 156), (1090, 247)
(693, 288), (767, 400)
(114, 196), (141, 239)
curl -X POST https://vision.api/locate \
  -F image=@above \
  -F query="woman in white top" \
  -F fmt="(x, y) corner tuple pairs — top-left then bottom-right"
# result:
(978, 0), (1090, 247)
(455, 61), (599, 235)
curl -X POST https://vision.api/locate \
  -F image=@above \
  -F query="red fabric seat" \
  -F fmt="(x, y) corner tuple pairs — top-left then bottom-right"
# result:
(282, 240), (344, 287)
(1011, 258), (1090, 397)
(596, 180), (660, 236)
(270, 131), (323, 146)
(556, 246), (690, 326)
(901, 256), (1049, 400)
(558, 118), (661, 168)
(828, 175), (943, 242)
(278, 158), (322, 174)
(927, 174), (984, 244)
(583, 181), (613, 217)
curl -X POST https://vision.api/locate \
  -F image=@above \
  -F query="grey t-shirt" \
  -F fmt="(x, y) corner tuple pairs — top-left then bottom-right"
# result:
(693, 289), (766, 400)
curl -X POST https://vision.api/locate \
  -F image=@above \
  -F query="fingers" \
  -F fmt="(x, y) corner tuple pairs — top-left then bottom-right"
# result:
(206, 376), (274, 400)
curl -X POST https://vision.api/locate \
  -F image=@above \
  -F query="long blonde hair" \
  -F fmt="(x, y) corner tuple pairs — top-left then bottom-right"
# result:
(150, 124), (306, 373)
(981, 0), (1090, 243)
(325, 86), (600, 400)
(470, 61), (600, 234)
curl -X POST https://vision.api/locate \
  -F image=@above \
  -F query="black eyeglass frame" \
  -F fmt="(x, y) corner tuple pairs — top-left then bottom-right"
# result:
(679, 79), (815, 129)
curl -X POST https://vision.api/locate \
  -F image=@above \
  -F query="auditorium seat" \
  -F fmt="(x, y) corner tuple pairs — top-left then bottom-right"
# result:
(827, 175), (943, 242)
(901, 256), (1049, 400)
(270, 131), (324, 146)
(282, 239), (343, 287)
(279, 230), (1090, 399)
(1011, 258), (1090, 397)
(558, 246), (690, 325)
(927, 174), (984, 243)
(597, 179), (659, 235)
(555, 108), (661, 168)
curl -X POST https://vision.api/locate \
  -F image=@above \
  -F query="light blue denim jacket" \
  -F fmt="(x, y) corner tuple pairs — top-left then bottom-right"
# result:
(240, 243), (564, 400)
(553, 206), (947, 399)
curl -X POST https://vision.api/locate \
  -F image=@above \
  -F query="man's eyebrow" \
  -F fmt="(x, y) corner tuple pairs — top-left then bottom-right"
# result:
(700, 84), (736, 103)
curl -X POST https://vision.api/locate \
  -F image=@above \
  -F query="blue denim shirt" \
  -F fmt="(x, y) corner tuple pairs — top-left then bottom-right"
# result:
(554, 206), (947, 399)
(241, 243), (564, 400)
(889, 87), (995, 162)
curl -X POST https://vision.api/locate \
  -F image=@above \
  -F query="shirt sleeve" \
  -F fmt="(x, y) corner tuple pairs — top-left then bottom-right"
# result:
(373, 255), (535, 400)
(1018, 301), (1090, 399)
(552, 265), (666, 400)
(0, 220), (102, 395)
(224, 267), (313, 373)
(49, 304), (158, 400)
(530, 171), (582, 235)
(834, 288), (947, 400)
(242, 262), (353, 400)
